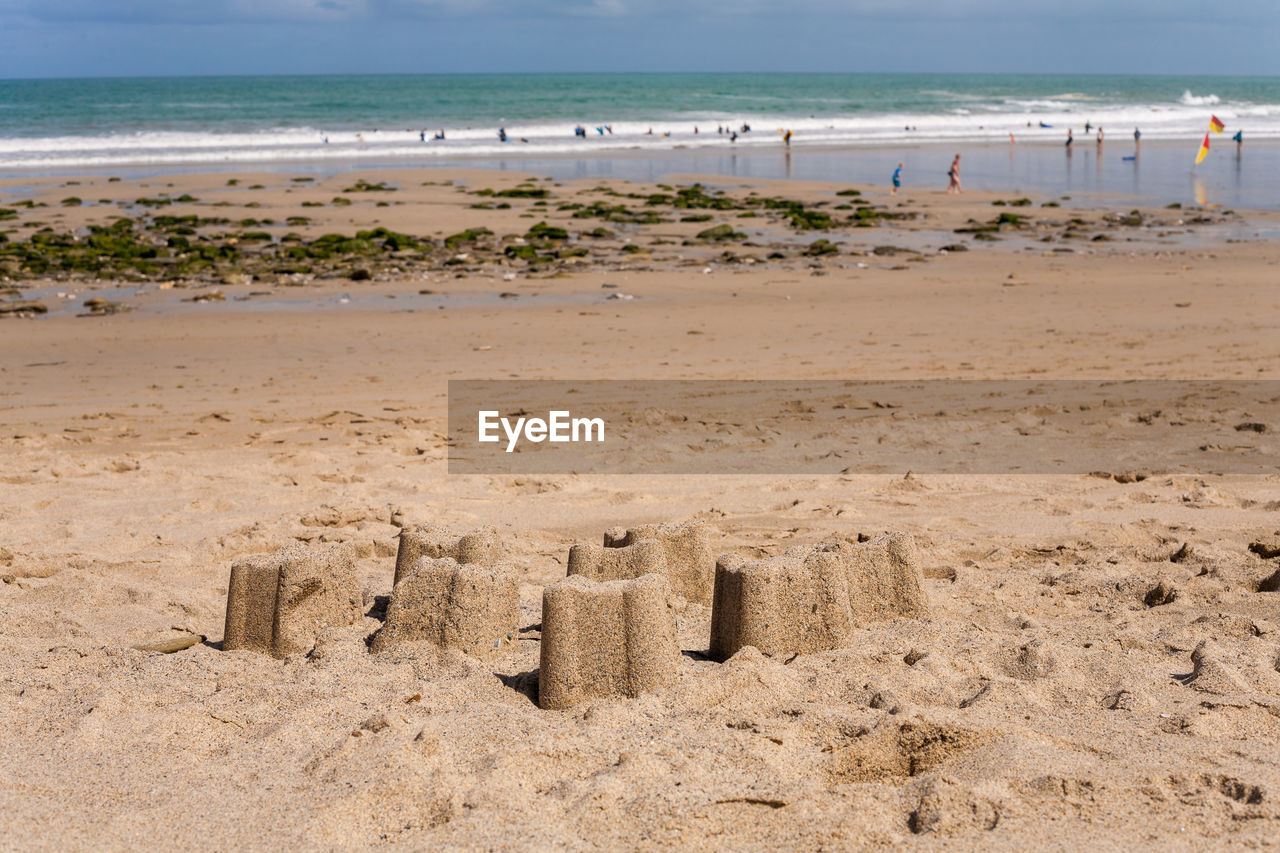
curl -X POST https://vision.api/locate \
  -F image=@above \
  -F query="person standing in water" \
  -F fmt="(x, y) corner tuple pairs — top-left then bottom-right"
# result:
(1133, 127), (1141, 146)
(947, 154), (962, 194)
(1233, 129), (1243, 153)
(1066, 128), (1074, 149)
(1096, 126), (1103, 145)
(891, 162), (904, 196)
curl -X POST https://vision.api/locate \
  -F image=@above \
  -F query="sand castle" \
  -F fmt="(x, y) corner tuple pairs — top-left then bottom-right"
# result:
(710, 533), (928, 659)
(372, 556), (519, 658)
(223, 542), (363, 658)
(221, 527), (926, 707)
(394, 524), (503, 585)
(538, 573), (679, 710)
(566, 538), (667, 586)
(601, 520), (716, 604)
(565, 520), (715, 604)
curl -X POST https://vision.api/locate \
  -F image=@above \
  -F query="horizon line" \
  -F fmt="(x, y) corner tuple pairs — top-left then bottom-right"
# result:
(2, 70), (1279, 84)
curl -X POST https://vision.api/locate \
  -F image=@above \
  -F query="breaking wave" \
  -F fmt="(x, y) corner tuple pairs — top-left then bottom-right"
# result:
(1180, 91), (1221, 106)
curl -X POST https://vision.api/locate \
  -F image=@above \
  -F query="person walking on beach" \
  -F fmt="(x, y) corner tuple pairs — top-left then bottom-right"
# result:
(783, 129), (793, 147)
(1065, 128), (1073, 149)
(891, 162), (903, 196)
(947, 154), (962, 194)
(1133, 127), (1141, 146)
(1233, 129), (1243, 153)
(1096, 126), (1103, 145)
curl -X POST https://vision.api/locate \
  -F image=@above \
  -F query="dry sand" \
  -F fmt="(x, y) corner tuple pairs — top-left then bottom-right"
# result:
(2, 167), (1279, 849)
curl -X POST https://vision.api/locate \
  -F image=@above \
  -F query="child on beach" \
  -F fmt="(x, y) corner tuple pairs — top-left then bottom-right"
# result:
(947, 155), (962, 194)
(891, 163), (903, 196)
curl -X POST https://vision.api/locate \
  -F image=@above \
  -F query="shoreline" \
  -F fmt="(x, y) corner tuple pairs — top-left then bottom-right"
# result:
(3, 137), (1276, 211)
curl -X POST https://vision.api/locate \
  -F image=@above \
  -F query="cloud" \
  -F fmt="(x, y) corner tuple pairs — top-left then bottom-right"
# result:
(1, 0), (1273, 25)
(228, 0), (369, 20)
(371, 0), (629, 17)
(0, 0), (369, 24)
(584, 0), (626, 16)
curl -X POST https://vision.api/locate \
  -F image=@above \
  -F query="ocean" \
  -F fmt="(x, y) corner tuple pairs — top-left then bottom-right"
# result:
(1, 73), (1278, 207)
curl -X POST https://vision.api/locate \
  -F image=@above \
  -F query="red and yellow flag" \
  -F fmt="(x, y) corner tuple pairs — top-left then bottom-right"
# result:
(1195, 132), (1211, 165)
(1209, 115), (1225, 134)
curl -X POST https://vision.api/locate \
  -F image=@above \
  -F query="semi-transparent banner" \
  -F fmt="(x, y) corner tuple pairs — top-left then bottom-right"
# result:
(447, 380), (1279, 475)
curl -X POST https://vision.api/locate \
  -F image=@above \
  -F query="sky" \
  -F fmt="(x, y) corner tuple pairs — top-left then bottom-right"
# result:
(0, 0), (1277, 79)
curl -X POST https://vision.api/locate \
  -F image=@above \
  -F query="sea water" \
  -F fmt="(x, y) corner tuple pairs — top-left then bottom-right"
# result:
(1, 73), (1277, 207)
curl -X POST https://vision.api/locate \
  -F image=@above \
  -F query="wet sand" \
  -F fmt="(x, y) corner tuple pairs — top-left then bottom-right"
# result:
(2, 167), (1279, 849)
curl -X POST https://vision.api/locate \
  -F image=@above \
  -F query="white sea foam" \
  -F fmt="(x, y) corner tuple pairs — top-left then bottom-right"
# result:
(0, 96), (1274, 170)
(1179, 90), (1221, 106)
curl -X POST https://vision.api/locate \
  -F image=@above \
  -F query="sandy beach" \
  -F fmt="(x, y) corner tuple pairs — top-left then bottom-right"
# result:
(2, 165), (1280, 848)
